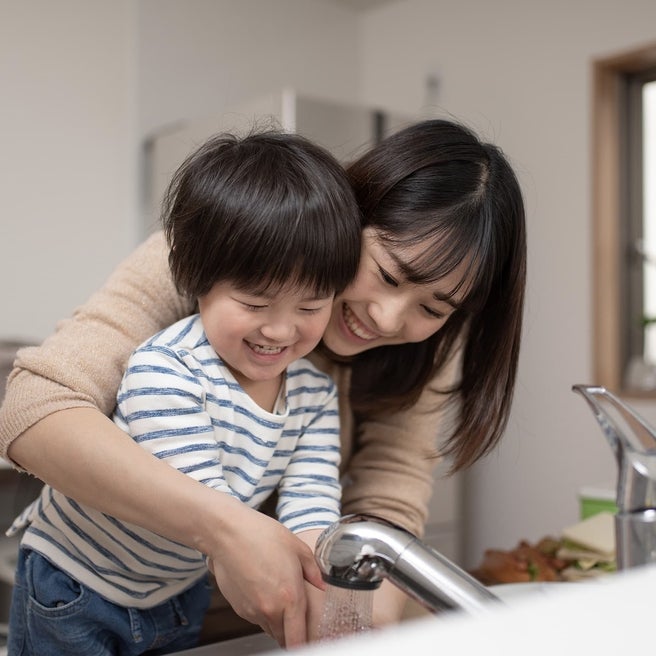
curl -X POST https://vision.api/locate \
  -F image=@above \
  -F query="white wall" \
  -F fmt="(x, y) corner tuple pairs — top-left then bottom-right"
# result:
(356, 0), (656, 566)
(1, 0), (360, 343)
(135, 0), (363, 234)
(1, 0), (138, 343)
(137, 0), (362, 139)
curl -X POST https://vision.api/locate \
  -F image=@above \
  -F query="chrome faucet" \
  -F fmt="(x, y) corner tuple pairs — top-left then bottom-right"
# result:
(572, 384), (656, 569)
(314, 515), (499, 615)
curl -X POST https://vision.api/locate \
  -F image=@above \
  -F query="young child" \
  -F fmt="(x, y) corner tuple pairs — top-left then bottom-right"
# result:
(7, 131), (361, 655)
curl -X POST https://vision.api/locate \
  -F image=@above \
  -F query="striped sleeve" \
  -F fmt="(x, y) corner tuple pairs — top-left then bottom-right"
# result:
(115, 341), (233, 495)
(276, 368), (341, 533)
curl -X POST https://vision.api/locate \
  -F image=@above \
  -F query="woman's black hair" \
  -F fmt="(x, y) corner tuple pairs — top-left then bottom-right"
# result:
(346, 119), (527, 471)
(162, 130), (361, 299)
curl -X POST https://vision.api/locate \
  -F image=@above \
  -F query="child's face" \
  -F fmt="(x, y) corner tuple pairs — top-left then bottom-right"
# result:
(198, 280), (333, 384)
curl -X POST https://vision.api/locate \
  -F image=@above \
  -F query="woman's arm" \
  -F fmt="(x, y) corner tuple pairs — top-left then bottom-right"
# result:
(0, 232), (189, 458)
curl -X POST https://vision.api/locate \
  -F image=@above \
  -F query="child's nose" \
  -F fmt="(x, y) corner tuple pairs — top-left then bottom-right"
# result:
(260, 321), (296, 342)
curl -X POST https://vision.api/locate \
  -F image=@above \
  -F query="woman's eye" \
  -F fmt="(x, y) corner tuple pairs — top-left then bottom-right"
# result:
(422, 305), (445, 319)
(379, 267), (398, 287)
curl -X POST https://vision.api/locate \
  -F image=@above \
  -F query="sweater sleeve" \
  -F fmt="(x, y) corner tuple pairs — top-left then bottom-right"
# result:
(0, 232), (194, 464)
(339, 347), (462, 538)
(276, 381), (342, 534)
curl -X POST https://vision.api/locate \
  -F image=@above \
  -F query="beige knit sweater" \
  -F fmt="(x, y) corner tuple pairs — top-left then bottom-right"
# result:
(0, 232), (458, 536)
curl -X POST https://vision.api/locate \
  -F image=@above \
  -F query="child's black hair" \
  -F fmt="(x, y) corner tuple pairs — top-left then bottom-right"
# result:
(163, 130), (361, 299)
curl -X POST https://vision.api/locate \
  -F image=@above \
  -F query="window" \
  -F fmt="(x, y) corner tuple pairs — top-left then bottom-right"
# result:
(593, 43), (656, 395)
(638, 77), (656, 362)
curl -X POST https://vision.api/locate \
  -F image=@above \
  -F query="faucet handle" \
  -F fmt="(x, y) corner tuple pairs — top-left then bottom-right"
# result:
(572, 385), (656, 454)
(573, 385), (656, 512)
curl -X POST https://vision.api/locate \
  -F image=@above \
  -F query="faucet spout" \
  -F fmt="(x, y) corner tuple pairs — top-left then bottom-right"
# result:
(572, 384), (656, 569)
(315, 515), (499, 614)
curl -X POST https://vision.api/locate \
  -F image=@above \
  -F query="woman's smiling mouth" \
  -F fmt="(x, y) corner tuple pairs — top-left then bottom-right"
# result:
(343, 304), (378, 341)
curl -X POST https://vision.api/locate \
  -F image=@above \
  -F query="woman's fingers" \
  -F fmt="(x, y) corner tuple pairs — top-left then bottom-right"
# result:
(206, 506), (317, 646)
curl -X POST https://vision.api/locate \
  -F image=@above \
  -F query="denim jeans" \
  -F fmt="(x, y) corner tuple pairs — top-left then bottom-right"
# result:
(8, 549), (211, 655)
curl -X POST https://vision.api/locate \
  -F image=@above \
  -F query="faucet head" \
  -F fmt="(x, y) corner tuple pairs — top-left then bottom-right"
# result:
(315, 514), (500, 613)
(314, 515), (415, 590)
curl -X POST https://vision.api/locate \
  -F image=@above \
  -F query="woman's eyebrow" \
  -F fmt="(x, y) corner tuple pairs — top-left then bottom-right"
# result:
(385, 249), (411, 279)
(386, 248), (462, 309)
(433, 290), (461, 309)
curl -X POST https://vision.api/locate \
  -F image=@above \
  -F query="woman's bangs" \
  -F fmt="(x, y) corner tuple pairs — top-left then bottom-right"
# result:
(387, 217), (494, 312)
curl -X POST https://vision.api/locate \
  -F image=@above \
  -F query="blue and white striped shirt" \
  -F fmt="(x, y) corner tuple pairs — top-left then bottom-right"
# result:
(11, 314), (341, 607)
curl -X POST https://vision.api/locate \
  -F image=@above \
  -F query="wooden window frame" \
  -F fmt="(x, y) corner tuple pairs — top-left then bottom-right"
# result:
(593, 42), (656, 395)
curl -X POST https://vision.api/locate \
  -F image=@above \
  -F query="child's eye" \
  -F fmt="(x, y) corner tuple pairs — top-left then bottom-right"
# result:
(242, 303), (266, 311)
(299, 307), (322, 314)
(379, 267), (398, 287)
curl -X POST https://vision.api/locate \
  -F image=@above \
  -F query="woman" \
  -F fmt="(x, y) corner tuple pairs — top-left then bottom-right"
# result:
(0, 119), (526, 648)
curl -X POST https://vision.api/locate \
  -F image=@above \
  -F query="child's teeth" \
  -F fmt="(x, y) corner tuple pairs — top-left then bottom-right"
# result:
(251, 343), (283, 354)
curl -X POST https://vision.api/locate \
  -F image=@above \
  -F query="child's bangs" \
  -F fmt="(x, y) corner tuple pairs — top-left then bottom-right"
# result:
(222, 220), (349, 298)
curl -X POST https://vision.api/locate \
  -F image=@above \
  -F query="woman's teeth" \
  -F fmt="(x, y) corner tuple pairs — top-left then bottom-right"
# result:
(249, 342), (284, 355)
(343, 304), (378, 340)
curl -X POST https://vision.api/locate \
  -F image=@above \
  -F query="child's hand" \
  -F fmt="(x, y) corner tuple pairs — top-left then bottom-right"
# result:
(296, 529), (328, 642)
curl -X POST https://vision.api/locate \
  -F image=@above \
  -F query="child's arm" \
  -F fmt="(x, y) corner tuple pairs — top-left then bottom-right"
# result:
(276, 374), (342, 641)
(275, 377), (342, 533)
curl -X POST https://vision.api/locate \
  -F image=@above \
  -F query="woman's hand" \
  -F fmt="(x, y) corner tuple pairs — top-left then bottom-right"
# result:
(205, 507), (326, 648)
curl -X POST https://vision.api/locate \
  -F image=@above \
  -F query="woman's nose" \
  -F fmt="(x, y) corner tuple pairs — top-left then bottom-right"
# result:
(368, 299), (405, 336)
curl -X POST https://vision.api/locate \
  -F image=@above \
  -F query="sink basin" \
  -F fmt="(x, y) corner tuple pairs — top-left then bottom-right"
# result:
(488, 581), (581, 601)
(172, 583), (586, 654)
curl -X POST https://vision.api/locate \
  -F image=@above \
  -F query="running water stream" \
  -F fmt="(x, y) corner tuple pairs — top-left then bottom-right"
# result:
(318, 584), (373, 641)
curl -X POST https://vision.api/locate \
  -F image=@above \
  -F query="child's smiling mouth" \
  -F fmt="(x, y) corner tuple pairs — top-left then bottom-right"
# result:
(246, 341), (286, 355)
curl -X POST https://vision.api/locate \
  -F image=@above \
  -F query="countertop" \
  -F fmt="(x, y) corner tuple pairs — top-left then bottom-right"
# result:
(174, 565), (656, 655)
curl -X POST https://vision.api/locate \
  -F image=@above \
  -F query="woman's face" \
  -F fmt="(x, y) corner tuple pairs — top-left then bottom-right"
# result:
(322, 227), (470, 357)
